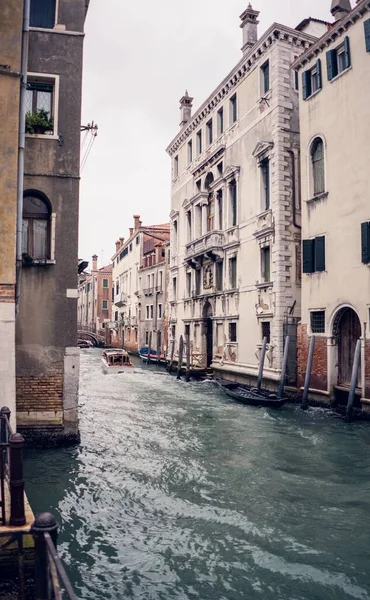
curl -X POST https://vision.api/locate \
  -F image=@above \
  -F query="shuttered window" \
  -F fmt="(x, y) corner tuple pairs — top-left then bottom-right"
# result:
(303, 236), (326, 273)
(364, 19), (370, 52)
(327, 37), (351, 81)
(361, 221), (370, 264)
(311, 138), (325, 195)
(30, 0), (56, 28)
(302, 60), (322, 100)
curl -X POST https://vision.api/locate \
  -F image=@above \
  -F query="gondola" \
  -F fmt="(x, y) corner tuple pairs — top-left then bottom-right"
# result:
(215, 380), (288, 408)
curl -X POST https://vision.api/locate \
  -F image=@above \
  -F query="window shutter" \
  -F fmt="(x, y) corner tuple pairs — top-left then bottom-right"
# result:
(302, 240), (314, 273)
(314, 236), (326, 272)
(344, 36), (351, 70)
(364, 19), (370, 52)
(316, 59), (322, 89)
(30, 0), (55, 28)
(361, 221), (370, 264)
(302, 70), (310, 100)
(326, 49), (336, 81)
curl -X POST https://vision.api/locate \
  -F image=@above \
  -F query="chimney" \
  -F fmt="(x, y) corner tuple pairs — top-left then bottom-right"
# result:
(115, 240), (120, 252)
(240, 4), (260, 55)
(92, 254), (98, 271)
(331, 0), (352, 21)
(133, 215), (141, 231)
(179, 90), (193, 128)
(139, 219), (142, 228)
(119, 237), (125, 248)
(129, 227), (134, 237)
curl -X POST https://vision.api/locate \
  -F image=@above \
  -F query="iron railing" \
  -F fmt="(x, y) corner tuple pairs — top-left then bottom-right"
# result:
(0, 407), (25, 527)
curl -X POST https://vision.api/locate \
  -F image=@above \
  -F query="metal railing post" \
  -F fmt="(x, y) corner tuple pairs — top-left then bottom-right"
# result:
(32, 513), (59, 600)
(0, 406), (11, 443)
(9, 432), (26, 526)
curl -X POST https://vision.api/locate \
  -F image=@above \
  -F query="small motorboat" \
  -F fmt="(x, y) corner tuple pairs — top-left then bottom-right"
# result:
(215, 380), (288, 408)
(101, 349), (133, 374)
(78, 339), (93, 348)
(139, 347), (167, 365)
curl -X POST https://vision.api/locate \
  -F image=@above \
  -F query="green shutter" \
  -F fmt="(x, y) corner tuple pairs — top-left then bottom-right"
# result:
(315, 236), (326, 272)
(364, 19), (370, 52)
(326, 49), (336, 81)
(361, 221), (370, 263)
(316, 59), (322, 89)
(344, 36), (351, 70)
(302, 70), (311, 100)
(302, 240), (314, 273)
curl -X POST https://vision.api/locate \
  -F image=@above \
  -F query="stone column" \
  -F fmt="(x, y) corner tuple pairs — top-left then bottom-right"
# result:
(202, 203), (208, 236)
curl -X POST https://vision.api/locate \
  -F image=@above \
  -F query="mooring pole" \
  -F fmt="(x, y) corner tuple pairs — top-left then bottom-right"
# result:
(301, 336), (315, 410)
(9, 433), (26, 526)
(156, 331), (160, 366)
(177, 335), (184, 380)
(346, 339), (362, 418)
(185, 331), (191, 382)
(278, 336), (290, 399)
(257, 337), (267, 392)
(32, 513), (59, 600)
(147, 331), (152, 366)
(168, 339), (175, 374)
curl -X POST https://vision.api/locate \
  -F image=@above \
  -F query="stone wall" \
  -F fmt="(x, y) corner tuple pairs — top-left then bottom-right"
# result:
(297, 324), (327, 392)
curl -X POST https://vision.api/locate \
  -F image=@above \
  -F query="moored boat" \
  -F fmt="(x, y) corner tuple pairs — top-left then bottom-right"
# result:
(139, 347), (167, 365)
(216, 380), (287, 408)
(101, 349), (133, 374)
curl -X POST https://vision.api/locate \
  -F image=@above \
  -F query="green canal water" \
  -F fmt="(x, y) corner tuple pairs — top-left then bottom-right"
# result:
(24, 349), (370, 600)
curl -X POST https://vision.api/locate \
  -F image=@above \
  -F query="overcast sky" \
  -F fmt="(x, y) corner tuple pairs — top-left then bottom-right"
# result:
(79, 0), (334, 267)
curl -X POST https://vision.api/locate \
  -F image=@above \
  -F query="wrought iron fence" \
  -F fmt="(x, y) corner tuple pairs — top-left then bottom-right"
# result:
(0, 407), (25, 527)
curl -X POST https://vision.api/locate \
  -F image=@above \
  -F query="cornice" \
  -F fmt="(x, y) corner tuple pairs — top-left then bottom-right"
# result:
(190, 145), (226, 178)
(292, 0), (370, 70)
(166, 23), (316, 157)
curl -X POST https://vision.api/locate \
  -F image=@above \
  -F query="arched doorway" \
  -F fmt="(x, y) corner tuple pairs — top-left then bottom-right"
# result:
(333, 307), (362, 387)
(203, 301), (213, 368)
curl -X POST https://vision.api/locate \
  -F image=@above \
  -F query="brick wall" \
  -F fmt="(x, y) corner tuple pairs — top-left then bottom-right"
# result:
(297, 324), (327, 391)
(0, 284), (15, 303)
(16, 371), (63, 413)
(365, 339), (370, 398)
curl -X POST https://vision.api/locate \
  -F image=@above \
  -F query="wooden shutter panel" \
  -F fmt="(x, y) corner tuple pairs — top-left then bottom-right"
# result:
(30, 0), (55, 28)
(364, 19), (370, 52)
(344, 36), (351, 70)
(302, 71), (311, 100)
(361, 221), (370, 264)
(314, 236), (326, 272)
(326, 50), (336, 81)
(316, 59), (322, 90)
(302, 240), (314, 273)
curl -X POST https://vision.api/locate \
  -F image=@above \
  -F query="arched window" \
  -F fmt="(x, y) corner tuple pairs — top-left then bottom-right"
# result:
(22, 193), (51, 260)
(311, 137), (325, 196)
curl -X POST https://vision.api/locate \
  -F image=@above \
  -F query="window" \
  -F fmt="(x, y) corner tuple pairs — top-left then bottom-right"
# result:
(230, 94), (237, 124)
(206, 119), (213, 146)
(229, 256), (237, 289)
(196, 130), (202, 155)
(159, 271), (163, 289)
(129, 243), (132, 252)
(187, 210), (192, 241)
(310, 311), (325, 334)
(114, 310), (118, 321)
(115, 281), (119, 295)
(229, 323), (237, 343)
(294, 70), (299, 91)
(188, 140), (193, 165)
(145, 331), (149, 345)
(102, 300), (108, 310)
(311, 138), (325, 196)
(158, 303), (163, 319)
(22, 193), (51, 260)
(172, 277), (177, 300)
(217, 162), (223, 178)
(302, 236), (326, 273)
(195, 269), (201, 295)
(30, 0), (55, 28)
(146, 305), (150, 319)
(173, 220), (178, 251)
(25, 76), (58, 136)
(217, 107), (224, 135)
(174, 156), (179, 179)
(136, 236), (140, 245)
(361, 222), (370, 264)
(327, 37), (351, 81)
(216, 261), (223, 291)
(262, 322), (271, 344)
(261, 60), (270, 94)
(185, 324), (190, 340)
(150, 305), (154, 319)
(261, 158), (270, 210)
(302, 60), (322, 100)
(103, 278), (109, 288)
(207, 199), (215, 232)
(261, 246), (271, 283)
(217, 190), (223, 230)
(186, 272), (192, 297)
(364, 19), (370, 52)
(229, 180), (237, 227)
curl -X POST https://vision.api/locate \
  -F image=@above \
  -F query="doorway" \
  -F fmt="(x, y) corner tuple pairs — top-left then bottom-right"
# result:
(203, 301), (213, 368)
(335, 308), (361, 387)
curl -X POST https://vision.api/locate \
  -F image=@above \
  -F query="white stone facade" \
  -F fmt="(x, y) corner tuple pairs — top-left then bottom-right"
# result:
(166, 12), (318, 383)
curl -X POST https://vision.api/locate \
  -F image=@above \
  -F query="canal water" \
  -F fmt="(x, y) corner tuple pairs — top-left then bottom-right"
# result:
(25, 349), (370, 600)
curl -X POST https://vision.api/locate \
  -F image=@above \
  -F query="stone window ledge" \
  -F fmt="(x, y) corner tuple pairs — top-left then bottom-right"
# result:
(306, 192), (328, 204)
(22, 259), (56, 266)
(256, 281), (273, 290)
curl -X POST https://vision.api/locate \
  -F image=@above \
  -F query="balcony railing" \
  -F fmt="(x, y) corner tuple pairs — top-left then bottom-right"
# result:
(142, 286), (163, 296)
(0, 407), (25, 527)
(185, 231), (225, 259)
(114, 293), (127, 307)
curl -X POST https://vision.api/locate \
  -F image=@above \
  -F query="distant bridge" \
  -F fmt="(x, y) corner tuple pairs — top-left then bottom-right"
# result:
(78, 330), (105, 347)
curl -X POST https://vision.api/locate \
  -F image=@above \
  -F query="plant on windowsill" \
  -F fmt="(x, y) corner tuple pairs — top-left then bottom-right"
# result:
(25, 109), (53, 135)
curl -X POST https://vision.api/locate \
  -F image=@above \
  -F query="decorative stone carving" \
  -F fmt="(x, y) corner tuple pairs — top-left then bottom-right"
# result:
(203, 265), (213, 289)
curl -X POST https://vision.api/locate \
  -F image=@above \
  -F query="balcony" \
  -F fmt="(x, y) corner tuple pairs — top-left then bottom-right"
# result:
(114, 293), (127, 307)
(185, 231), (225, 264)
(143, 286), (163, 296)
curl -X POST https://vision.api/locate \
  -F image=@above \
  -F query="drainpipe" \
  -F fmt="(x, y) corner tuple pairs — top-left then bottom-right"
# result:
(287, 149), (301, 230)
(15, 0), (30, 315)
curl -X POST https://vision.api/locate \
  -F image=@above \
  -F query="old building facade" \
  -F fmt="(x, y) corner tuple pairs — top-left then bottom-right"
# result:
(15, 0), (89, 443)
(166, 7), (327, 384)
(77, 255), (112, 337)
(293, 0), (370, 408)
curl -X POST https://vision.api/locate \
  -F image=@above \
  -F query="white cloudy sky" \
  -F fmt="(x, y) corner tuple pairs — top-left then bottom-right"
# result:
(79, 0), (334, 267)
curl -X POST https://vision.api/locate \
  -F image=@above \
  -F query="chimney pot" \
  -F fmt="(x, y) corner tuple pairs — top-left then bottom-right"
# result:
(129, 227), (134, 237)
(92, 254), (98, 271)
(179, 90), (194, 128)
(240, 4), (260, 55)
(133, 215), (141, 231)
(331, 0), (352, 21)
(115, 240), (120, 252)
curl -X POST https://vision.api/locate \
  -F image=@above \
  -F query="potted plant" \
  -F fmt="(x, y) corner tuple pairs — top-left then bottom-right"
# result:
(25, 109), (53, 135)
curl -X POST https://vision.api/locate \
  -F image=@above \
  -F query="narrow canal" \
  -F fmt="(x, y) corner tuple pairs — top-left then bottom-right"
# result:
(25, 350), (370, 600)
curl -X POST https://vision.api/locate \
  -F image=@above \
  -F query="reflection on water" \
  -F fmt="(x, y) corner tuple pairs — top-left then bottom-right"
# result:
(24, 349), (370, 600)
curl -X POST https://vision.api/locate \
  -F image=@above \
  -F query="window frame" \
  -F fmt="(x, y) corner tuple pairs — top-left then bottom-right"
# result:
(310, 310), (326, 335)
(25, 73), (60, 139)
(260, 158), (270, 210)
(261, 60), (270, 95)
(310, 137), (326, 197)
(30, 0), (57, 29)
(261, 321), (271, 344)
(261, 246), (271, 283)
(22, 191), (55, 263)
(302, 59), (322, 100)
(102, 300), (109, 311)
(206, 119), (213, 146)
(174, 155), (179, 179)
(229, 256), (237, 289)
(196, 130), (203, 155)
(302, 236), (326, 274)
(327, 37), (351, 81)
(229, 322), (237, 343)
(187, 140), (193, 165)
(217, 107), (224, 136)
(102, 278), (109, 289)
(229, 94), (237, 125)
(229, 180), (237, 227)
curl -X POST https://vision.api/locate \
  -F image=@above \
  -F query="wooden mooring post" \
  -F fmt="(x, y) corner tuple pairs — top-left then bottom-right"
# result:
(346, 339), (362, 418)
(177, 336), (184, 380)
(278, 336), (290, 399)
(147, 332), (152, 366)
(168, 339), (175, 374)
(256, 337), (267, 392)
(301, 336), (315, 410)
(185, 331), (191, 382)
